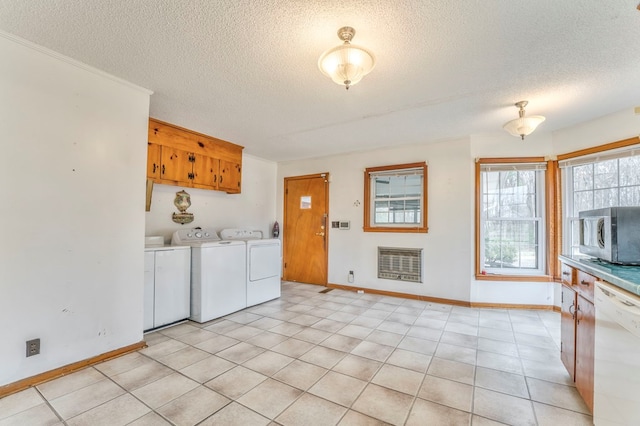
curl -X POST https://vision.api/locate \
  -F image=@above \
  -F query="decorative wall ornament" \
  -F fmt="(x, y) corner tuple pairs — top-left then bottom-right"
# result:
(172, 190), (194, 224)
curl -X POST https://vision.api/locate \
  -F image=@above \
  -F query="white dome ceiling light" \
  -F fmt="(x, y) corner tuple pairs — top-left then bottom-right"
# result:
(318, 27), (376, 90)
(503, 101), (546, 140)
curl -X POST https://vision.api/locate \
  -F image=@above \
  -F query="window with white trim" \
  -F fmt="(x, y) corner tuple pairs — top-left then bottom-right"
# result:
(560, 146), (640, 256)
(364, 162), (428, 232)
(479, 162), (546, 275)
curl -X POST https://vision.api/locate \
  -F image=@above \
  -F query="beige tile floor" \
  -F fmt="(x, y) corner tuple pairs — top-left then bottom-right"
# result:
(0, 282), (593, 426)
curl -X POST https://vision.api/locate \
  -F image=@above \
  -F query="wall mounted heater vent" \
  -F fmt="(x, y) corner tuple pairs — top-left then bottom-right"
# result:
(377, 247), (423, 283)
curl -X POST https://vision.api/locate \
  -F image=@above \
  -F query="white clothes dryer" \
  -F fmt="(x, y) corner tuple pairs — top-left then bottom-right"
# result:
(172, 228), (246, 323)
(220, 229), (282, 307)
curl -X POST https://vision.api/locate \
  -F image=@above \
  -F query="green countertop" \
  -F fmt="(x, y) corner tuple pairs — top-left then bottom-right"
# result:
(559, 254), (640, 296)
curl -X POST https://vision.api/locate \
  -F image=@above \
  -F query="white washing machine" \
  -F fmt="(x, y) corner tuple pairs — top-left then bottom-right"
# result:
(220, 229), (282, 307)
(172, 227), (246, 323)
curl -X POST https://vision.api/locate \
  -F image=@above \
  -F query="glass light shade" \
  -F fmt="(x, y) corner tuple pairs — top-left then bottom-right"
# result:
(503, 115), (546, 139)
(318, 43), (375, 88)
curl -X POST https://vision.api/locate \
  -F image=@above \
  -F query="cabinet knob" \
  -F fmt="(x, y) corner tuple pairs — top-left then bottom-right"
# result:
(562, 271), (570, 276)
(580, 280), (590, 286)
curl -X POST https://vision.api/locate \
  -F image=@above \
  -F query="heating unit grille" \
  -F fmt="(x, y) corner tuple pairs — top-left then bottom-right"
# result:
(377, 247), (423, 283)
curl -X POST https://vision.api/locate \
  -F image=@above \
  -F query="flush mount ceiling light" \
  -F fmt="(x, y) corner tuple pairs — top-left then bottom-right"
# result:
(503, 101), (546, 140)
(318, 26), (376, 90)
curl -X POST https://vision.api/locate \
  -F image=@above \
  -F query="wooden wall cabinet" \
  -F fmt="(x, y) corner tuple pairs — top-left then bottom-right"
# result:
(560, 262), (595, 413)
(147, 118), (243, 193)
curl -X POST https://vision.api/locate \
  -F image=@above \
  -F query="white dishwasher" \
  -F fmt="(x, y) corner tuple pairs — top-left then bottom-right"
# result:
(594, 280), (640, 425)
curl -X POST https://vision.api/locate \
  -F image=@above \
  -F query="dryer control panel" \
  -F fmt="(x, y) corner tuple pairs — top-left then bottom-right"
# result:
(220, 229), (263, 240)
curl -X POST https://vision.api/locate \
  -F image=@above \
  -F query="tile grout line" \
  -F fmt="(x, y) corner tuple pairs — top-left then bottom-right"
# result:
(33, 386), (66, 425)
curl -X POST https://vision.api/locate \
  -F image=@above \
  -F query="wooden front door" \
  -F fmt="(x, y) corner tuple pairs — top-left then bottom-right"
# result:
(283, 173), (329, 285)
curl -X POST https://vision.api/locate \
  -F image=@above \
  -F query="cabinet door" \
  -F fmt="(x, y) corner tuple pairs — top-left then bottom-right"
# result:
(560, 284), (577, 380)
(219, 159), (241, 193)
(161, 146), (192, 184)
(147, 143), (162, 180)
(575, 295), (595, 412)
(153, 249), (191, 327)
(191, 153), (216, 189)
(143, 252), (155, 331)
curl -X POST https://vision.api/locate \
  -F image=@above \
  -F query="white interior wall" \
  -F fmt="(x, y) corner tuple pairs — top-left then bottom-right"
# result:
(145, 154), (277, 241)
(0, 33), (151, 386)
(277, 138), (474, 302)
(552, 108), (640, 155)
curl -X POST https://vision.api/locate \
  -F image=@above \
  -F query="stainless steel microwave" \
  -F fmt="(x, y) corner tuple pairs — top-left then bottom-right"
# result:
(579, 207), (640, 265)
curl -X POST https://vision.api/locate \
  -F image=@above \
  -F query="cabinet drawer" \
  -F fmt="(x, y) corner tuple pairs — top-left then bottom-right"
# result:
(576, 270), (596, 302)
(561, 263), (574, 285)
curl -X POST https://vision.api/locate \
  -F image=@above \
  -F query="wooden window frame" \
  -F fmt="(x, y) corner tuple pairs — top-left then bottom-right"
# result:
(474, 157), (557, 282)
(363, 162), (428, 233)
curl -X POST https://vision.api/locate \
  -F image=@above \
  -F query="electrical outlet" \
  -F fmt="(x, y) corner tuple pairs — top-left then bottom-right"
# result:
(26, 338), (40, 357)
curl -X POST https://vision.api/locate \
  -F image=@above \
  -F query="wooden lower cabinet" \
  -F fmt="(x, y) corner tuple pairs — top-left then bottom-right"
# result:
(559, 262), (595, 413)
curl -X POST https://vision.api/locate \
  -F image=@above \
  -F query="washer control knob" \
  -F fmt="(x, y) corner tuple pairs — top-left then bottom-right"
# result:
(195, 232), (202, 238)
(204, 232), (210, 237)
(187, 233), (193, 238)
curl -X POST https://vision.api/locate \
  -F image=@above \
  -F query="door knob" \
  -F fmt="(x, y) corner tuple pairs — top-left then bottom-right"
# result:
(315, 232), (325, 237)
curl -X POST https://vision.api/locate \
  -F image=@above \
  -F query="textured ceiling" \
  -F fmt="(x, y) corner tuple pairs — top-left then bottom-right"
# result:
(1, 1), (640, 161)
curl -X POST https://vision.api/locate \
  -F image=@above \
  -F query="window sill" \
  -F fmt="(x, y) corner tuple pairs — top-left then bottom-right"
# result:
(475, 274), (554, 282)
(363, 226), (428, 233)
